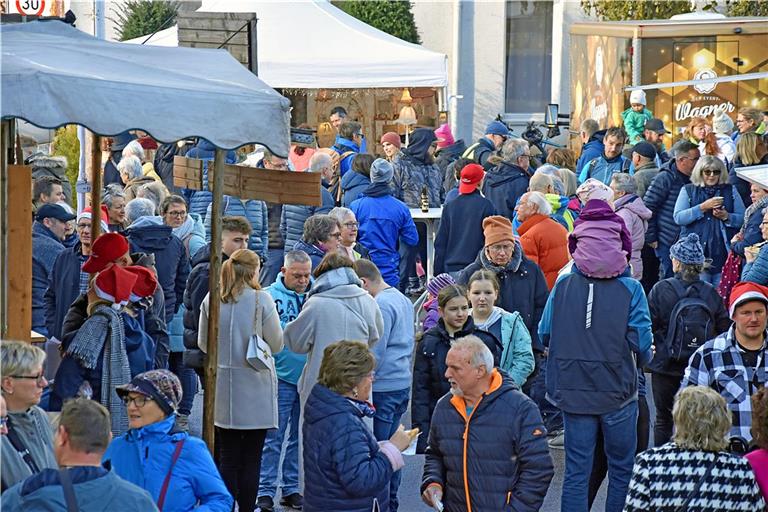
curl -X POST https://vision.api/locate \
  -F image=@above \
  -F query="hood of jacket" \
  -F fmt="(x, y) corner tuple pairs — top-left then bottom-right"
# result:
(362, 181), (392, 198)
(578, 199), (617, 221)
(615, 194), (652, 220)
(30, 155), (68, 177)
(545, 193), (569, 211)
(304, 383), (362, 426)
(403, 128), (437, 165)
(308, 267), (366, 299)
(270, 272), (310, 300)
(588, 129), (607, 144)
(474, 240), (524, 274)
(172, 212), (203, 241)
(485, 162), (530, 188)
(127, 216), (173, 250)
(333, 137), (360, 154)
(436, 139), (467, 158)
(341, 168), (370, 191)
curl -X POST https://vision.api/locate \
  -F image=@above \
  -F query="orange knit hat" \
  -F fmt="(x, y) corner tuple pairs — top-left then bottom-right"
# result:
(483, 216), (514, 247)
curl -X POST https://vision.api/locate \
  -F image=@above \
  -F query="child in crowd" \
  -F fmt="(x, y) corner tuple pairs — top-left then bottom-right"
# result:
(569, 178), (632, 278)
(422, 273), (456, 332)
(622, 90), (654, 143)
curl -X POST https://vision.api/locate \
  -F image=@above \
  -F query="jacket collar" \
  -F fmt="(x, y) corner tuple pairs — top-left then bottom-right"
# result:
(32, 221), (61, 243)
(478, 241), (524, 273)
(124, 414), (180, 442)
(449, 368), (504, 421)
(517, 213), (549, 235)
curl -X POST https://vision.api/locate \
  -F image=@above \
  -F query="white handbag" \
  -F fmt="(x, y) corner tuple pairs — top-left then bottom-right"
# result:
(246, 295), (275, 373)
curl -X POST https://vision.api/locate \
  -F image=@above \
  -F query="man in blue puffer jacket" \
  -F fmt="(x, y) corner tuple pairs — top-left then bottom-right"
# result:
(578, 127), (631, 185)
(421, 337), (553, 512)
(575, 121), (605, 173)
(204, 196), (268, 262)
(185, 138), (238, 220)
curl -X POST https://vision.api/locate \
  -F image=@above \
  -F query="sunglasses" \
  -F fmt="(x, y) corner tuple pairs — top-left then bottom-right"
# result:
(702, 170), (722, 176)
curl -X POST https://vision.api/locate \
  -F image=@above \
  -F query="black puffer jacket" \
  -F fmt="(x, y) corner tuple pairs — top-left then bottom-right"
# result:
(643, 159), (691, 248)
(422, 370), (553, 512)
(411, 317), (502, 453)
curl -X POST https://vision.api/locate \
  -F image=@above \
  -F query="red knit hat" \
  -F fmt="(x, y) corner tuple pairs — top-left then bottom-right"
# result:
(94, 265), (137, 310)
(82, 233), (130, 273)
(380, 132), (401, 149)
(729, 282), (768, 318)
(124, 266), (158, 301)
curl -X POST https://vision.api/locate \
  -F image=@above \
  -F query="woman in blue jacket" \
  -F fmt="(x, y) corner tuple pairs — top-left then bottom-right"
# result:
(303, 341), (412, 512)
(674, 155), (744, 287)
(341, 154), (372, 207)
(743, 208), (768, 285)
(104, 370), (232, 512)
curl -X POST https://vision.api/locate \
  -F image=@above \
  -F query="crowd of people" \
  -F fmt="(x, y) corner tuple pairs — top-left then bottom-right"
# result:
(4, 103), (768, 512)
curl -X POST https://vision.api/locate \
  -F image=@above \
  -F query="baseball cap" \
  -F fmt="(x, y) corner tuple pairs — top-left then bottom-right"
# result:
(632, 141), (657, 160)
(485, 121), (510, 137)
(459, 164), (485, 194)
(35, 204), (77, 223)
(644, 118), (670, 134)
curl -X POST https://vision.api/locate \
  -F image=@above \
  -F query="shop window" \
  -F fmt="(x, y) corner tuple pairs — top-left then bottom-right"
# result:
(504, 0), (553, 113)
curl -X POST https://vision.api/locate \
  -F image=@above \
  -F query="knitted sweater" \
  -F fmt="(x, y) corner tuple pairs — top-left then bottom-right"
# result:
(624, 443), (764, 511)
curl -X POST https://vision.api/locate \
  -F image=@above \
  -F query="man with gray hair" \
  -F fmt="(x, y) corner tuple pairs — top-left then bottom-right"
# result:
(125, 198), (190, 323)
(1, 398), (158, 510)
(119, 155), (154, 202)
(576, 119), (604, 172)
(257, 249), (313, 511)
(516, 191), (569, 289)
(482, 138), (532, 221)
(421, 335), (553, 512)
(643, 139), (699, 279)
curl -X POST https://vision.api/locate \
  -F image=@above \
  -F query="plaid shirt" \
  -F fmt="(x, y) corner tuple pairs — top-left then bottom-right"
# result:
(682, 326), (768, 442)
(78, 253), (89, 294)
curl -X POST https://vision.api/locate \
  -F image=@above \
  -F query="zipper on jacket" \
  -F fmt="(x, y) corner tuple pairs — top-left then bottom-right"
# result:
(461, 397), (484, 512)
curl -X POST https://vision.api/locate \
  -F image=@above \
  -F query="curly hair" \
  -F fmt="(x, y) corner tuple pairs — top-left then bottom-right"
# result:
(752, 387), (768, 450)
(672, 386), (731, 452)
(546, 148), (577, 171)
(317, 341), (375, 395)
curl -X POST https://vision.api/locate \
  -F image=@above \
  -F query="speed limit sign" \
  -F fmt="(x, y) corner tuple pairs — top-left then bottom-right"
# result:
(15, 0), (45, 15)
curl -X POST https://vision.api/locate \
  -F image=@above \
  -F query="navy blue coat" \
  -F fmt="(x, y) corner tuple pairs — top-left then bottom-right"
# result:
(125, 219), (190, 323)
(732, 206), (766, 257)
(293, 239), (326, 270)
(422, 370), (553, 512)
(281, 187), (335, 254)
(185, 139), (238, 220)
(182, 244), (225, 368)
(436, 139), (467, 193)
(643, 159), (691, 248)
(43, 243), (85, 340)
(434, 190), (497, 274)
(412, 317), (502, 453)
(481, 162), (531, 221)
(303, 383), (393, 512)
(341, 170), (370, 207)
(31, 222), (66, 335)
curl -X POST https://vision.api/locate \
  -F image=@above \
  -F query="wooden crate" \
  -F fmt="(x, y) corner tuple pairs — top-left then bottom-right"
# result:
(173, 156), (203, 190)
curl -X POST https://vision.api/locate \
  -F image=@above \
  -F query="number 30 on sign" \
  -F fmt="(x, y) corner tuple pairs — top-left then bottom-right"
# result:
(15, 0), (46, 16)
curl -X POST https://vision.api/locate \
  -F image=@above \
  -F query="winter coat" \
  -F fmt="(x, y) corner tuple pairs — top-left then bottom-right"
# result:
(518, 213), (569, 290)
(331, 137), (360, 177)
(265, 273), (308, 385)
(647, 277), (730, 377)
(575, 130), (605, 173)
(539, 266), (654, 415)
(615, 194), (653, 279)
(173, 213), (206, 260)
(204, 196), (269, 260)
(31, 155), (73, 206)
(392, 128), (445, 208)
(103, 152), (123, 188)
(461, 137), (497, 171)
(633, 162), (660, 199)
(123, 175), (156, 203)
(125, 216), (190, 322)
(643, 159), (692, 248)
(422, 298), (439, 333)
(280, 188), (335, 255)
(198, 288), (283, 429)
(713, 133), (737, 165)
(482, 162), (531, 222)
(0, 407), (57, 491)
(733, 196), (768, 257)
(350, 182), (419, 288)
(293, 239), (326, 269)
(1, 467), (158, 512)
(422, 370), (554, 512)
(303, 384), (400, 512)
(341, 169), (370, 207)
(569, 199), (632, 279)
(154, 142), (187, 193)
(284, 267), (384, 405)
(412, 317), (502, 453)
(545, 193), (575, 232)
(433, 190), (497, 275)
(436, 139), (467, 193)
(621, 107), (654, 143)
(743, 243), (768, 285)
(674, 183), (744, 274)
(185, 139), (238, 220)
(43, 243), (86, 341)
(473, 307), (535, 388)
(457, 245), (549, 352)
(104, 415), (233, 512)
(578, 153), (631, 185)
(32, 222), (66, 334)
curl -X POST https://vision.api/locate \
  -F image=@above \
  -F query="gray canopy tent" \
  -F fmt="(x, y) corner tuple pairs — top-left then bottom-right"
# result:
(1, 20), (292, 449)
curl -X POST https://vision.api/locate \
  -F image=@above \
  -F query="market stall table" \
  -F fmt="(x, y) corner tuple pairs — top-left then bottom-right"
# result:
(409, 207), (443, 282)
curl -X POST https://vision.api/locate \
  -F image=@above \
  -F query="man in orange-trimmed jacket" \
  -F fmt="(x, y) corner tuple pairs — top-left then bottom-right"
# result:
(421, 336), (553, 512)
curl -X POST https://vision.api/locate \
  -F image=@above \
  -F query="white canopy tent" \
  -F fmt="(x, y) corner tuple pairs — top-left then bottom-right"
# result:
(126, 0), (448, 90)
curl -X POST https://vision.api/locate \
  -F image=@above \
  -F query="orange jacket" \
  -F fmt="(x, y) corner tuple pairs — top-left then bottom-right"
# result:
(518, 214), (569, 290)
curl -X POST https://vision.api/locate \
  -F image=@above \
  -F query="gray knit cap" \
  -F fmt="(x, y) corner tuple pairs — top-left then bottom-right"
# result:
(670, 233), (705, 265)
(370, 158), (394, 184)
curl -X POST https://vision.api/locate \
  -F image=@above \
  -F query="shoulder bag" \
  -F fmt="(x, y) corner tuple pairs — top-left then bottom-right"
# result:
(58, 468), (80, 512)
(246, 293), (276, 373)
(157, 439), (185, 511)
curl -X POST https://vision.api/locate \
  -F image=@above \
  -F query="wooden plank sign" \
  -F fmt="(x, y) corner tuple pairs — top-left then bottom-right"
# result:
(173, 156), (322, 206)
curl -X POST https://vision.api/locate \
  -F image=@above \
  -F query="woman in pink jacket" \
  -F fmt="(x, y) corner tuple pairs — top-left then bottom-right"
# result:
(611, 173), (652, 280)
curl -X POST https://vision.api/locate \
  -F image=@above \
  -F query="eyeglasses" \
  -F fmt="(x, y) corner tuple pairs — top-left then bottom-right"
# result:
(343, 222), (359, 229)
(10, 374), (46, 386)
(329, 232), (342, 239)
(519, 154), (531, 160)
(681, 156), (700, 162)
(121, 395), (153, 408)
(702, 170), (722, 176)
(488, 243), (514, 254)
(166, 210), (187, 217)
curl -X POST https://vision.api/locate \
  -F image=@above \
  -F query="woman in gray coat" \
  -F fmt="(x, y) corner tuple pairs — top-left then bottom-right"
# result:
(198, 249), (283, 512)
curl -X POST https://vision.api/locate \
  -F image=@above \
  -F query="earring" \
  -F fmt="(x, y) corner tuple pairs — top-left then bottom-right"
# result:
(352, 388), (358, 398)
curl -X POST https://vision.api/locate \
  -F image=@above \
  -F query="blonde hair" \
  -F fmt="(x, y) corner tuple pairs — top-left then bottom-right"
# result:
(672, 386), (730, 452)
(317, 341), (375, 395)
(220, 249), (260, 303)
(690, 155), (728, 187)
(737, 132), (762, 165)
(1, 341), (46, 380)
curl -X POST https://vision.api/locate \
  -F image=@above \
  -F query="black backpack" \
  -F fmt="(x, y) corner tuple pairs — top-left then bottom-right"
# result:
(665, 279), (716, 362)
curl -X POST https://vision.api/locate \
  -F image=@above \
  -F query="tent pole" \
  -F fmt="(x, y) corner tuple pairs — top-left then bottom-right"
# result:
(0, 120), (11, 338)
(90, 132), (102, 243)
(203, 149), (225, 453)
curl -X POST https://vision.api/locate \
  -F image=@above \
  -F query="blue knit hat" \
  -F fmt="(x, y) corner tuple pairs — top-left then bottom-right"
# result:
(670, 233), (705, 265)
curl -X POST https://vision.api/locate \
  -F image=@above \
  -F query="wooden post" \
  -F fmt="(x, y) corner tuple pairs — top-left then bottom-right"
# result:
(90, 132), (102, 242)
(203, 149), (225, 452)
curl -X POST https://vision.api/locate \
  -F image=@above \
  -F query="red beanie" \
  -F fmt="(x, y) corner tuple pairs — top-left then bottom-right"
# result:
(380, 132), (401, 149)
(94, 265), (137, 310)
(729, 282), (768, 318)
(125, 265), (158, 301)
(82, 233), (130, 273)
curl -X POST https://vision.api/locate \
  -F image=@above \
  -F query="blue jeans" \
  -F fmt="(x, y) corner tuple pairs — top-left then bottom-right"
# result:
(168, 352), (197, 416)
(258, 380), (301, 498)
(700, 271), (722, 288)
(655, 245), (674, 280)
(561, 401), (638, 512)
(372, 388), (410, 512)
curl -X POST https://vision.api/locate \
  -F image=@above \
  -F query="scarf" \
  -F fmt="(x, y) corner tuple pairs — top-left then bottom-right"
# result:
(65, 305), (131, 435)
(743, 195), (768, 234)
(479, 241), (523, 274)
(347, 397), (377, 417)
(172, 215), (195, 243)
